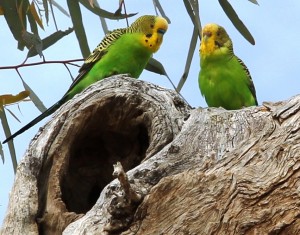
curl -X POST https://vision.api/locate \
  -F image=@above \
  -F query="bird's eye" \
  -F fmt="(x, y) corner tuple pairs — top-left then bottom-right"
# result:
(157, 29), (166, 35)
(150, 24), (154, 28)
(146, 34), (152, 38)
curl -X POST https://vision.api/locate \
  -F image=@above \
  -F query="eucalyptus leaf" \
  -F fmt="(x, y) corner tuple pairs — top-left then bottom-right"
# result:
(153, 0), (171, 23)
(146, 58), (190, 105)
(0, 0), (25, 49)
(114, 1), (122, 16)
(67, 0), (90, 58)
(29, 1), (44, 30)
(0, 141), (4, 164)
(0, 109), (17, 173)
(79, 0), (137, 19)
(177, 26), (198, 92)
(49, 0), (58, 31)
(5, 108), (21, 123)
(183, 0), (201, 39)
(146, 57), (169, 77)
(188, 0), (201, 38)
(43, 0), (49, 24)
(248, 0), (259, 5)
(94, 0), (109, 34)
(20, 78), (47, 113)
(27, 5), (39, 34)
(52, 0), (70, 17)
(23, 31), (43, 57)
(27, 28), (73, 58)
(218, 0), (255, 45)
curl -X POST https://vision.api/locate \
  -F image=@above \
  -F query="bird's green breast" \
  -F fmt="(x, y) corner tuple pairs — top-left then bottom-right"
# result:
(199, 53), (256, 110)
(90, 33), (153, 78)
(66, 33), (152, 99)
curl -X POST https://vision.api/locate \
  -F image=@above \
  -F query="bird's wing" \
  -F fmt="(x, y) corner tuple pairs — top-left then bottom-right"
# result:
(236, 56), (258, 105)
(66, 28), (126, 94)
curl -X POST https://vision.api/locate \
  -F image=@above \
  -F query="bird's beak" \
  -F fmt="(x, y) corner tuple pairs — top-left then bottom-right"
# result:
(202, 31), (212, 42)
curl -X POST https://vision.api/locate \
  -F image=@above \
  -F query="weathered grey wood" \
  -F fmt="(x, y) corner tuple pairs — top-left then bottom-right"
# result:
(0, 75), (190, 234)
(1, 75), (300, 235)
(121, 99), (300, 234)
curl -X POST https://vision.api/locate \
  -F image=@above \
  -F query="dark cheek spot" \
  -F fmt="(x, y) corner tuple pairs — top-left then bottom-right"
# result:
(215, 41), (221, 47)
(145, 39), (148, 43)
(150, 44), (152, 47)
(146, 34), (152, 38)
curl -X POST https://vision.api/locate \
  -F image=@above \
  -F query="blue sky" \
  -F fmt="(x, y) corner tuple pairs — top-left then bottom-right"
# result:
(1, 0), (300, 225)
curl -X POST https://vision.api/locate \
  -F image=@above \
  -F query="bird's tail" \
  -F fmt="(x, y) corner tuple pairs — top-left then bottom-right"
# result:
(2, 98), (65, 144)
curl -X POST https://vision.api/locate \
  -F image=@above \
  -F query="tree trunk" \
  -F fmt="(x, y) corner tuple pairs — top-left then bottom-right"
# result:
(1, 75), (300, 235)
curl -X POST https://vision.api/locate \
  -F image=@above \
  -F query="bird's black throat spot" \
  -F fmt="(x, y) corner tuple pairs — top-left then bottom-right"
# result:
(215, 41), (222, 48)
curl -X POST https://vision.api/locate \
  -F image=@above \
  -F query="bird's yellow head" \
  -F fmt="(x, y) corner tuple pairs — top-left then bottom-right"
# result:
(200, 23), (233, 57)
(130, 15), (168, 53)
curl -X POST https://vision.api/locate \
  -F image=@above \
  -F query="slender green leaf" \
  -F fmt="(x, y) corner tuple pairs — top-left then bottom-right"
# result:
(5, 108), (21, 123)
(49, 0), (58, 31)
(218, 0), (255, 45)
(183, 0), (201, 39)
(79, 0), (137, 20)
(0, 91), (30, 107)
(94, 1), (108, 34)
(248, 0), (259, 5)
(183, 0), (194, 23)
(43, 0), (49, 24)
(189, 0), (201, 38)
(0, 6), (4, 15)
(114, 0), (122, 16)
(88, 0), (95, 7)
(0, 109), (17, 173)
(146, 57), (169, 77)
(153, 0), (171, 23)
(0, 0), (24, 49)
(20, 78), (47, 113)
(0, 141), (4, 164)
(27, 28), (73, 58)
(67, 0), (90, 58)
(51, 0), (70, 17)
(16, 0), (28, 32)
(146, 58), (190, 105)
(27, 7), (39, 35)
(177, 26), (198, 92)
(99, 15), (108, 34)
(29, 1), (44, 30)
(22, 31), (43, 57)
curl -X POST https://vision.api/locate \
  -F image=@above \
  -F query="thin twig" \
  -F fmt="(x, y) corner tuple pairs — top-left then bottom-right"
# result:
(15, 68), (22, 79)
(122, 0), (129, 27)
(49, 0), (59, 31)
(63, 64), (75, 81)
(66, 62), (81, 67)
(0, 59), (84, 70)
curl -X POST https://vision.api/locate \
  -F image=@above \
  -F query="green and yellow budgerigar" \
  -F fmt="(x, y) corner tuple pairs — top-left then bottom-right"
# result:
(3, 15), (168, 143)
(198, 23), (258, 110)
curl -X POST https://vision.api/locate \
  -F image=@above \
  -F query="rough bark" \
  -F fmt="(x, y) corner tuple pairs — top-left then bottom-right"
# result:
(1, 75), (300, 235)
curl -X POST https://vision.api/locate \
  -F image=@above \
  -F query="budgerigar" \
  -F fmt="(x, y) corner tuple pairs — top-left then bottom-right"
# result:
(198, 23), (257, 110)
(3, 15), (168, 143)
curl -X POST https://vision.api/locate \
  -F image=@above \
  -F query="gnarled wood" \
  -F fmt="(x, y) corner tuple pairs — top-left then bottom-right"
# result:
(1, 75), (300, 235)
